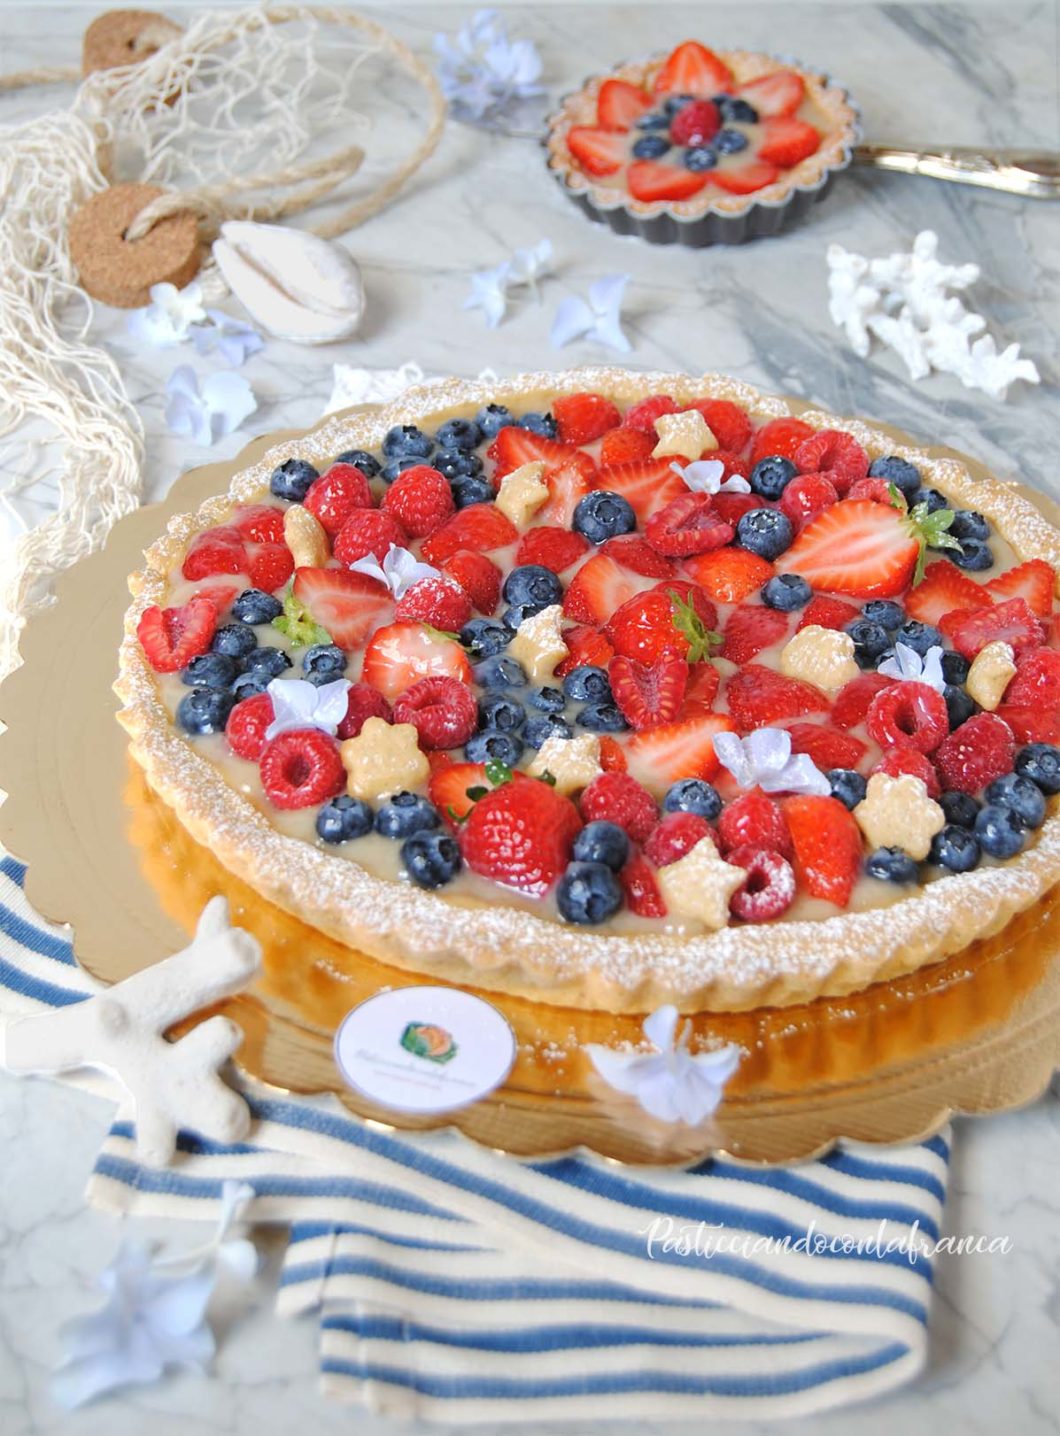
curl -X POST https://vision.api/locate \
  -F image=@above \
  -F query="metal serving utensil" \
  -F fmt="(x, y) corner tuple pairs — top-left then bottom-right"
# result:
(854, 144), (1060, 199)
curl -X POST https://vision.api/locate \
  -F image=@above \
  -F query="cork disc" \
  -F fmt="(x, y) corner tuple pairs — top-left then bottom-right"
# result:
(82, 10), (182, 78)
(68, 183), (201, 309)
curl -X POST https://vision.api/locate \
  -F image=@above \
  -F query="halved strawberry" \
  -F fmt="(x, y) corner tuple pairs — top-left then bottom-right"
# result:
(712, 160), (780, 195)
(985, 558), (1056, 618)
(942, 598), (1045, 659)
(595, 458), (687, 523)
(757, 117), (821, 167)
(487, 426), (596, 485)
(785, 722), (868, 771)
(515, 526), (589, 575)
(1003, 645), (1060, 706)
(292, 567), (393, 650)
(552, 392), (621, 444)
(627, 160), (710, 203)
(567, 125), (627, 176)
(784, 499), (952, 599)
(562, 553), (642, 626)
(192, 580), (244, 617)
(554, 623), (615, 678)
(683, 398), (752, 454)
(137, 593), (217, 674)
(420, 504), (518, 566)
(797, 595), (860, 632)
(996, 706), (1060, 744)
(737, 69), (805, 117)
(234, 505), (285, 545)
(906, 559), (988, 626)
(624, 712), (737, 795)
(780, 794), (861, 907)
(599, 425), (655, 466)
(646, 491), (734, 556)
(600, 534), (676, 578)
(832, 671), (893, 730)
(248, 543), (295, 594)
(721, 604), (790, 663)
(726, 664), (830, 732)
(750, 416), (814, 465)
(182, 525), (246, 582)
(429, 761), (488, 827)
(620, 854), (667, 917)
(597, 77), (652, 131)
(653, 40), (733, 97)
(683, 547), (774, 604)
(609, 653), (688, 730)
(361, 621), (473, 703)
(682, 661), (721, 714)
(606, 582), (718, 665)
(538, 457), (593, 528)
(440, 549), (502, 615)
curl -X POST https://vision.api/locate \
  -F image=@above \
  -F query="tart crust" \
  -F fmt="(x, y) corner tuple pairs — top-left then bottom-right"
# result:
(116, 369), (1060, 1014)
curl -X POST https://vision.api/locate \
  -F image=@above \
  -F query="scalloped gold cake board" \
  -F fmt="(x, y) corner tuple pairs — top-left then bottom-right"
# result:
(2, 405), (1059, 1167)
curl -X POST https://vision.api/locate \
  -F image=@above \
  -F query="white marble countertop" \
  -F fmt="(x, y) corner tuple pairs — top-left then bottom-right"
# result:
(1, 2), (1059, 1433)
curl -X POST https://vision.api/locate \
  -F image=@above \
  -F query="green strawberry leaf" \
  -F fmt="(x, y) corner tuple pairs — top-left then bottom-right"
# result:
(667, 589), (722, 665)
(271, 587), (332, 648)
(886, 481), (909, 513)
(422, 623), (460, 644)
(465, 785), (489, 803)
(484, 759), (514, 788)
(906, 503), (961, 586)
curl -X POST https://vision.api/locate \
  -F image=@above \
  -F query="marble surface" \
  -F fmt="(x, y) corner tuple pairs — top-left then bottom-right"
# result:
(1, 2), (1058, 1432)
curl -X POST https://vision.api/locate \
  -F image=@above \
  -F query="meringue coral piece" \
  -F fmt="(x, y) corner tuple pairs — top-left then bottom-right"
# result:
(854, 772), (944, 860)
(965, 640), (1016, 711)
(284, 504), (329, 569)
(780, 625), (859, 693)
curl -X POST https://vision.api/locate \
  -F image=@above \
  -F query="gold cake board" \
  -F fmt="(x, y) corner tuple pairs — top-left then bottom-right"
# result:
(1, 408), (1059, 1166)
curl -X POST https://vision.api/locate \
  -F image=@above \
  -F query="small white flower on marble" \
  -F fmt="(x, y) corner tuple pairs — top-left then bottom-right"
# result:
(164, 366), (257, 447)
(192, 309), (264, 366)
(676, 458), (751, 495)
(433, 8), (544, 123)
(713, 728), (832, 797)
(464, 260), (514, 329)
(877, 642), (946, 693)
(126, 280), (207, 347)
(585, 1005), (741, 1125)
(508, 238), (554, 299)
(264, 677), (351, 742)
(550, 274), (632, 354)
(348, 543), (441, 600)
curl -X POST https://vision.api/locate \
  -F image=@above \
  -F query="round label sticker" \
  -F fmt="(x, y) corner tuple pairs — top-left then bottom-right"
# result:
(333, 986), (517, 1115)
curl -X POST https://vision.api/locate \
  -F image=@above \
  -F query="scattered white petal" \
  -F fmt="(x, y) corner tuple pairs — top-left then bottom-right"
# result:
(585, 1005), (741, 1125)
(675, 458), (751, 495)
(192, 310), (264, 366)
(164, 366), (257, 447)
(877, 642), (946, 693)
(550, 274), (632, 353)
(126, 280), (206, 347)
(508, 238), (553, 298)
(713, 727), (832, 797)
(463, 261), (513, 329)
(264, 677), (352, 741)
(348, 543), (441, 600)
(434, 8), (543, 122)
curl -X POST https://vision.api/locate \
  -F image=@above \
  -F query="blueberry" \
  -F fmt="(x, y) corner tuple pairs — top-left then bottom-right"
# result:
(951, 539), (994, 571)
(435, 417), (482, 452)
(636, 110), (671, 130)
(232, 588), (283, 625)
(180, 652), (239, 689)
(868, 455), (921, 497)
(382, 424), (433, 460)
(335, 448), (381, 478)
(381, 457), (423, 484)
(316, 795), (373, 844)
(910, 486), (948, 514)
(269, 457), (318, 502)
(575, 703), (628, 733)
(519, 411), (558, 438)
(502, 564), (563, 614)
(557, 861), (623, 925)
(1015, 743), (1060, 795)
(762, 573), (811, 612)
(683, 146), (719, 171)
(662, 778), (722, 820)
(244, 646), (292, 679)
(374, 791), (440, 839)
(231, 671), (269, 701)
(975, 803), (1025, 858)
(402, 830), (462, 889)
(716, 95), (758, 123)
(465, 729), (525, 765)
(478, 694), (525, 731)
(896, 620), (942, 657)
(662, 93), (695, 116)
(949, 510), (990, 541)
(846, 618), (892, 661)
(573, 821), (630, 872)
(985, 773), (1046, 830)
(714, 127), (749, 154)
(865, 847), (920, 884)
(929, 825), (981, 873)
(451, 476), (495, 509)
(461, 619), (511, 661)
(433, 448), (483, 481)
(177, 687), (236, 735)
(944, 684), (978, 730)
(562, 665), (612, 704)
(736, 508), (793, 561)
(572, 490), (637, 544)
(527, 686), (566, 714)
(475, 403), (513, 440)
(302, 643), (346, 677)
(827, 768), (868, 811)
(632, 134), (671, 158)
(749, 454), (797, 500)
(503, 603), (546, 630)
(862, 600), (904, 630)
(940, 790), (980, 828)
(523, 714), (573, 749)
(941, 651), (971, 685)
(473, 654), (526, 689)
(211, 622), (258, 660)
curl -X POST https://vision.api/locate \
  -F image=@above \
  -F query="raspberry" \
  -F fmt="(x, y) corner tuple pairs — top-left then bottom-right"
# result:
(645, 491), (734, 556)
(579, 772), (658, 843)
(182, 526), (246, 581)
(622, 394), (680, 433)
(552, 392), (621, 444)
(598, 735), (627, 773)
(872, 747), (941, 799)
(259, 728), (345, 810)
(235, 505), (286, 544)
(396, 576), (473, 631)
(599, 426), (655, 466)
(726, 845), (796, 922)
(620, 854), (667, 917)
(832, 672), (893, 729)
(717, 788), (792, 856)
(515, 526), (590, 574)
(669, 99), (720, 146)
(866, 682), (949, 754)
(440, 549), (502, 615)
(382, 465), (454, 538)
(793, 430), (869, 495)
(304, 463), (374, 536)
(392, 675), (477, 749)
(248, 543), (294, 594)
(337, 682), (392, 740)
(333, 509), (408, 566)
(643, 812), (713, 866)
(797, 595), (861, 632)
(225, 692), (274, 761)
(846, 477), (894, 504)
(750, 416), (814, 465)
(683, 399), (752, 454)
(934, 712), (1016, 794)
(711, 491), (759, 527)
(779, 473), (839, 527)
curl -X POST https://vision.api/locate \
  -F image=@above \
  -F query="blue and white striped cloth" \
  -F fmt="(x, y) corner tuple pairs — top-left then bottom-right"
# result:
(0, 850), (950, 1421)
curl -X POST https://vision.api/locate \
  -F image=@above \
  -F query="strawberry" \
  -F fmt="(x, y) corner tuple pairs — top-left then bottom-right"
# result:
(420, 504), (518, 566)
(622, 395), (679, 433)
(137, 593), (217, 673)
(683, 548), (774, 604)
(935, 712), (1015, 794)
(429, 761), (488, 827)
(552, 392), (621, 444)
(683, 661), (721, 713)
(515, 525), (589, 575)
(597, 77), (652, 131)
(780, 795), (861, 907)
(292, 567), (393, 650)
(555, 623), (615, 678)
(225, 692), (274, 761)
(234, 505), (285, 545)
(750, 416), (814, 465)
(182, 526), (246, 582)
(259, 729), (345, 811)
(193, 581), (242, 617)
(620, 854), (667, 917)
(718, 788), (791, 857)
(710, 491), (760, 527)
(595, 457), (687, 523)
(440, 549), (502, 615)
(382, 465), (454, 537)
(462, 774), (582, 896)
(996, 706), (1060, 744)
(623, 712), (736, 795)
(248, 544), (295, 593)
(580, 772), (658, 842)
(1003, 645), (1060, 706)
(644, 812), (713, 866)
(669, 99), (720, 148)
(606, 582), (719, 665)
(784, 498), (957, 598)
(395, 576), (472, 631)
(985, 558), (1056, 617)
(796, 595), (860, 632)
(712, 160), (780, 195)
(392, 675), (478, 750)
(567, 125), (627, 176)
(943, 597), (1044, 659)
(866, 682), (949, 754)
(600, 534), (675, 578)
(785, 722), (868, 771)
(361, 621), (472, 702)
(538, 457), (593, 528)
(757, 117), (821, 167)
(872, 748), (941, 799)
(726, 664), (830, 732)
(832, 672), (893, 730)
(846, 478), (894, 505)
(779, 473), (839, 528)
(599, 425), (655, 466)
(653, 40), (733, 97)
(727, 846), (796, 922)
(793, 430), (869, 495)
(646, 491), (734, 556)
(303, 464), (374, 536)
(627, 160), (710, 203)
(737, 69), (805, 118)
(333, 509), (408, 566)
(562, 553), (641, 625)
(721, 604), (790, 663)
(487, 425), (595, 483)
(598, 735), (627, 773)
(337, 682), (392, 740)
(906, 559), (988, 626)
(609, 653), (689, 729)
(683, 399), (752, 454)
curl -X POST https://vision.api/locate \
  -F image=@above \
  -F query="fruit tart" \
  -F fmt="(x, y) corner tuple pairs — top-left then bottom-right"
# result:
(545, 39), (859, 246)
(117, 370), (1060, 1013)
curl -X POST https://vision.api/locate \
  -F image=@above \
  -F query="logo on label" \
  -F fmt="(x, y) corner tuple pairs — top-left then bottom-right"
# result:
(400, 1021), (458, 1065)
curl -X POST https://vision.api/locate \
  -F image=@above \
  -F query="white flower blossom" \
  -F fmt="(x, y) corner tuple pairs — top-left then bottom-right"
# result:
(463, 260), (514, 329)
(192, 310), (264, 366)
(508, 238), (553, 298)
(877, 642), (946, 692)
(127, 281), (206, 347)
(585, 1006), (741, 1125)
(550, 274), (632, 354)
(264, 677), (351, 741)
(164, 366), (257, 446)
(675, 458), (751, 495)
(434, 8), (543, 122)
(713, 727), (832, 797)
(347, 543), (442, 601)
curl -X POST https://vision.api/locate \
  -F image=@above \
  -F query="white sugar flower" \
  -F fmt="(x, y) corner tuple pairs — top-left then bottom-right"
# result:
(348, 543), (442, 600)
(264, 677), (351, 741)
(713, 727), (832, 797)
(675, 458), (751, 495)
(164, 366), (257, 447)
(550, 274), (632, 354)
(877, 642), (946, 693)
(127, 280), (206, 347)
(586, 1006), (741, 1125)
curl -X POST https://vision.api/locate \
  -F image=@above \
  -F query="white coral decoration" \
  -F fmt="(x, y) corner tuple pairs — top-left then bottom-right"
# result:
(585, 1006), (741, 1125)
(877, 642), (946, 693)
(713, 727), (832, 797)
(264, 677), (352, 742)
(674, 458), (751, 495)
(433, 8), (543, 122)
(348, 542), (442, 600)
(827, 230), (1040, 400)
